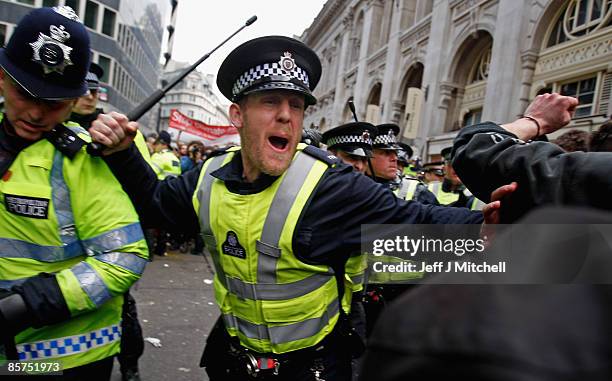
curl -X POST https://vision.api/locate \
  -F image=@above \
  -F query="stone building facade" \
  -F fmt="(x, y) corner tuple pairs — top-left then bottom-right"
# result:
(301, 0), (611, 159)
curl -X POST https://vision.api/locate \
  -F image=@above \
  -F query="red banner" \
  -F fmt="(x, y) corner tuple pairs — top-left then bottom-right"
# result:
(168, 109), (239, 145)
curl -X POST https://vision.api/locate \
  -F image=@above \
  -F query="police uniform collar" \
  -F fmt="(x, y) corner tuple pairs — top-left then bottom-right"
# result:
(210, 151), (280, 194)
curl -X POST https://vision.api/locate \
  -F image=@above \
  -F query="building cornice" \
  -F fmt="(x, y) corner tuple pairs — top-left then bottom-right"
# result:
(302, 0), (346, 45)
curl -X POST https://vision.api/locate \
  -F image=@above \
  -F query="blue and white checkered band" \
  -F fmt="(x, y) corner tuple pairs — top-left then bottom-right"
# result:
(373, 130), (398, 145)
(326, 133), (373, 147)
(232, 61), (310, 98)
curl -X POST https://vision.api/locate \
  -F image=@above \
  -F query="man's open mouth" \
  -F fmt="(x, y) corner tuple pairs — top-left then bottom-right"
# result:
(268, 136), (289, 151)
(20, 120), (45, 131)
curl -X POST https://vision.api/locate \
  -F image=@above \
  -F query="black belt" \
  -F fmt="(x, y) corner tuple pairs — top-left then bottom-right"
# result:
(227, 328), (343, 378)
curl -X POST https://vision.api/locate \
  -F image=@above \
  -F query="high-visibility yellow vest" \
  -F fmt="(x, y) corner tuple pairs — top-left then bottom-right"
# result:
(193, 144), (345, 354)
(0, 115), (148, 369)
(151, 149), (181, 180)
(427, 181), (461, 205)
(394, 177), (421, 201)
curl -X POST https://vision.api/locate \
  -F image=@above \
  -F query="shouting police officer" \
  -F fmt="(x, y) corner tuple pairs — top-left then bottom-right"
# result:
(89, 35), (503, 380)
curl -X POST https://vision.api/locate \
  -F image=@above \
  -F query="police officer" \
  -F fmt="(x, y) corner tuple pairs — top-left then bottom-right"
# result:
(70, 62), (151, 168)
(89, 35), (498, 381)
(369, 124), (438, 205)
(0, 6), (148, 379)
(422, 160), (444, 183)
(69, 62), (104, 128)
(427, 147), (485, 209)
(68, 60), (146, 381)
(321, 121), (376, 381)
(150, 130), (181, 180)
(321, 121), (376, 174)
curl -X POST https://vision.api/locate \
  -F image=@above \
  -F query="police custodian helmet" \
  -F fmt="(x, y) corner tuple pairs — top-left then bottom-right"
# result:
(0, 6), (91, 100)
(216, 36), (322, 106)
(0, 6), (90, 100)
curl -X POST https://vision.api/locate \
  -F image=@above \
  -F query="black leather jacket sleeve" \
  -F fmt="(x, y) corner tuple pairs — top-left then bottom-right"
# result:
(453, 122), (612, 220)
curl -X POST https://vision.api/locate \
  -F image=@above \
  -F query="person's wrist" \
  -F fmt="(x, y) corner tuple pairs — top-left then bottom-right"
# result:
(522, 115), (541, 139)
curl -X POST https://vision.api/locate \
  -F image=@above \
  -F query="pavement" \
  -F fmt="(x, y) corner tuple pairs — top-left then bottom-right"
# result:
(111, 251), (218, 381)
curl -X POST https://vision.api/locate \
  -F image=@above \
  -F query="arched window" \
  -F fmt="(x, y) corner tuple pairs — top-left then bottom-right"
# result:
(469, 46), (491, 84)
(547, 0), (611, 47)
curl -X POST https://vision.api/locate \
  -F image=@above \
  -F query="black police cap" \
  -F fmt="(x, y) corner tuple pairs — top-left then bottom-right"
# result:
(156, 130), (172, 145)
(85, 61), (104, 90)
(373, 123), (400, 150)
(321, 122), (376, 158)
(0, 6), (90, 100)
(217, 36), (322, 106)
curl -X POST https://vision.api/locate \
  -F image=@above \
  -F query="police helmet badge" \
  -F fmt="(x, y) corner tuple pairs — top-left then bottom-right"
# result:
(279, 52), (296, 74)
(362, 130), (371, 144)
(29, 24), (74, 75)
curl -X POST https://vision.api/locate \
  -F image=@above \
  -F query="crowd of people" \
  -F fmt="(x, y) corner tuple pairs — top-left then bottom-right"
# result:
(1, 5), (611, 381)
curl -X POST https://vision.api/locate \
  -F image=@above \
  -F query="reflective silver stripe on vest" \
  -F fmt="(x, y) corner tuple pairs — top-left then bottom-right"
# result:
(16, 323), (120, 361)
(50, 151), (80, 248)
(428, 181), (440, 196)
(398, 178), (419, 200)
(396, 178), (409, 199)
(0, 222), (143, 262)
(94, 252), (148, 275)
(256, 151), (318, 284)
(471, 198), (487, 211)
(0, 238), (82, 262)
(225, 271), (334, 301)
(71, 262), (112, 307)
(81, 223), (145, 256)
(198, 155), (227, 285)
(223, 298), (339, 344)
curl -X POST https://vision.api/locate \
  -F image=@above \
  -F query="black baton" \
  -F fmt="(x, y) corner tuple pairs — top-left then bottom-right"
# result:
(87, 15), (258, 156)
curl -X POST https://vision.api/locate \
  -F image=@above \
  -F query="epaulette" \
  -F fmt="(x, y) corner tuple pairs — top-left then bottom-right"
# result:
(302, 145), (341, 166)
(46, 124), (88, 159)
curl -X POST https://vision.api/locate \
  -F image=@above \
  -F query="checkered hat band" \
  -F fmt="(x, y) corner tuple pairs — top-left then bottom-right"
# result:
(326, 135), (373, 147)
(373, 134), (398, 145)
(232, 62), (310, 97)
